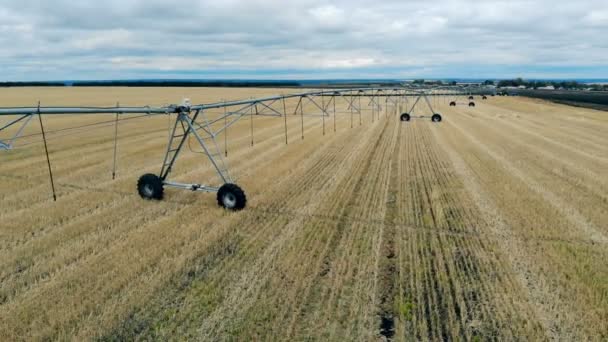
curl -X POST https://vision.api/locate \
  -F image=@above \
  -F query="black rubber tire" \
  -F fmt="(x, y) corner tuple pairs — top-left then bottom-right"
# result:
(468, 96), (474, 100)
(469, 102), (476, 107)
(217, 183), (247, 210)
(431, 113), (442, 122)
(449, 101), (456, 106)
(137, 173), (164, 200)
(482, 96), (487, 100)
(400, 113), (411, 121)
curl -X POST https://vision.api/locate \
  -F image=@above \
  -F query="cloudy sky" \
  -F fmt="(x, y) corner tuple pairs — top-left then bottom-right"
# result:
(1, 0), (607, 81)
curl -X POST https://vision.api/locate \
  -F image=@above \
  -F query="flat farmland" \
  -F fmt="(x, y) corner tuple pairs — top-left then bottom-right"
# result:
(0, 87), (607, 341)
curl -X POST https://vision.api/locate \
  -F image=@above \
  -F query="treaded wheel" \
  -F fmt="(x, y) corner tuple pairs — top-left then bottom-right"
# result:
(217, 183), (247, 210)
(431, 113), (442, 122)
(449, 101), (456, 106)
(400, 113), (411, 122)
(137, 173), (164, 200)
(469, 102), (476, 107)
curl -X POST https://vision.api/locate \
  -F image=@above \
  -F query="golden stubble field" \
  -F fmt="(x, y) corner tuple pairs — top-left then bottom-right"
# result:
(0, 87), (607, 341)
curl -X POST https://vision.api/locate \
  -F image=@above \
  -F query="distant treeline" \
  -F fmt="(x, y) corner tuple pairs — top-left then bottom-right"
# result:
(0, 80), (432, 88)
(517, 89), (608, 111)
(412, 79), (458, 85)
(0, 81), (66, 87)
(0, 80), (305, 87)
(494, 78), (608, 91)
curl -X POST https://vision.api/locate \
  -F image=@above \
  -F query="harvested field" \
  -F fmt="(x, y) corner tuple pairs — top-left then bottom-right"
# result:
(0, 87), (607, 340)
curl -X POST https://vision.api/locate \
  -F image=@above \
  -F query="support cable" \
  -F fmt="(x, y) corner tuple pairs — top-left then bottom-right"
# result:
(301, 97), (304, 140)
(12, 113), (155, 142)
(371, 93), (375, 124)
(112, 102), (119, 180)
(333, 95), (336, 133)
(350, 90), (354, 129)
(321, 91), (326, 136)
(358, 95), (362, 126)
(224, 101), (228, 156)
(37, 102), (57, 201)
(250, 100), (254, 146)
(282, 96), (288, 145)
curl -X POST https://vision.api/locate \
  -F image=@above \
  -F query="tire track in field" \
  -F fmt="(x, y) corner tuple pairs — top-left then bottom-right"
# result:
(376, 118), (402, 340)
(431, 123), (582, 341)
(316, 113), (396, 335)
(336, 117), (398, 339)
(414, 125), (487, 338)
(395, 121), (543, 340)
(289, 117), (398, 340)
(414, 124), (478, 340)
(280, 119), (396, 340)
(113, 118), (384, 340)
(193, 121), (386, 339)
(408, 123), (451, 340)
(427, 120), (547, 338)
(400, 122), (437, 340)
(448, 118), (608, 246)
(97, 129), (358, 340)
(252, 117), (390, 339)
(416, 124), (471, 233)
(415, 122), (494, 340)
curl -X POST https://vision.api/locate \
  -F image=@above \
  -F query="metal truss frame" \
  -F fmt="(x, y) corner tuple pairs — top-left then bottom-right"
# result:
(0, 86), (481, 208)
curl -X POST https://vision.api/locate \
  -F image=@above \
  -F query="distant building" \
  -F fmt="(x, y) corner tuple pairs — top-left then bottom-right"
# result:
(537, 86), (555, 90)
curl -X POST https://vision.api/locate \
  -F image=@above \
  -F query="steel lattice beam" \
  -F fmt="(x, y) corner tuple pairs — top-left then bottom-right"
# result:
(0, 85), (486, 209)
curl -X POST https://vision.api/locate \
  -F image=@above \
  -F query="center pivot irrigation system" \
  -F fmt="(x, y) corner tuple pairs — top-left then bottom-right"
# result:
(0, 86), (482, 210)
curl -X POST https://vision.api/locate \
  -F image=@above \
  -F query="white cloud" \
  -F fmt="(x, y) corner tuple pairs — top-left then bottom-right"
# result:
(321, 58), (377, 69)
(309, 5), (345, 24)
(584, 10), (608, 26)
(0, 0), (607, 80)
(72, 29), (134, 50)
